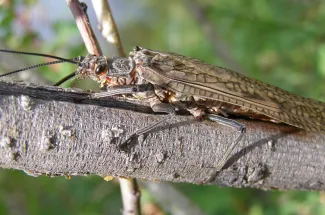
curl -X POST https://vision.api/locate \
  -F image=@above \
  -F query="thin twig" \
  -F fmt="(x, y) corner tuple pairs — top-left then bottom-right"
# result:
(66, 0), (141, 214)
(120, 178), (141, 215)
(90, 0), (141, 214)
(66, 0), (102, 56)
(141, 181), (205, 215)
(91, 0), (125, 57)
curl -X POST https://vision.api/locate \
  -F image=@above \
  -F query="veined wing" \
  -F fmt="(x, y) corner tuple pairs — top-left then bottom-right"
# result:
(145, 50), (325, 132)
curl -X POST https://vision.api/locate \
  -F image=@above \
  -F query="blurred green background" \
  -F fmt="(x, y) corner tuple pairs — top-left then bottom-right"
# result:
(1, 0), (325, 214)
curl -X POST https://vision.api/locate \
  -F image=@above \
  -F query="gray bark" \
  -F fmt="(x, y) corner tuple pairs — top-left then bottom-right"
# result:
(1, 80), (325, 191)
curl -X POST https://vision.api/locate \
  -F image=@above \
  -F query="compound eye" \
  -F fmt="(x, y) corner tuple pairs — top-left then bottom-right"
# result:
(95, 64), (106, 75)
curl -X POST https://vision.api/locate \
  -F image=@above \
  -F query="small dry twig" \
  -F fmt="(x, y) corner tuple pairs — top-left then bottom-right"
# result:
(91, 0), (125, 57)
(89, 0), (140, 214)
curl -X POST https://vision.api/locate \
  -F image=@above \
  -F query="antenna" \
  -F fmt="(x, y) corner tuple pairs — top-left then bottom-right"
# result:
(54, 72), (76, 86)
(0, 49), (79, 65)
(0, 60), (71, 78)
(0, 49), (83, 85)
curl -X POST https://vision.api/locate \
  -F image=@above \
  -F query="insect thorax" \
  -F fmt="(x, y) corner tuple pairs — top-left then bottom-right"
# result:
(107, 57), (135, 77)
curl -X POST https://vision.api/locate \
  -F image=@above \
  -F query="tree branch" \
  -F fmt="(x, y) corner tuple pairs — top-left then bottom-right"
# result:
(141, 181), (205, 215)
(66, 0), (102, 56)
(91, 0), (125, 57)
(89, 1), (140, 213)
(1, 80), (325, 191)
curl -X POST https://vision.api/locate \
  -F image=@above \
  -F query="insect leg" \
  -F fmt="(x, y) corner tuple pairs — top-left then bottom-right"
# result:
(206, 114), (245, 171)
(90, 84), (154, 98)
(88, 84), (177, 150)
(119, 102), (176, 151)
(126, 111), (175, 138)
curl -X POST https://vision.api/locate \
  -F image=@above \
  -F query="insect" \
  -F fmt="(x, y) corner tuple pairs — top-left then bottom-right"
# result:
(1, 47), (325, 171)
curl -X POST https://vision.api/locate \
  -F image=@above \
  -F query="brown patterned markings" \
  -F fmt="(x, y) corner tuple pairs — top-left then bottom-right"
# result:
(205, 91), (212, 97)
(183, 85), (191, 93)
(234, 84), (241, 93)
(223, 96), (229, 103)
(217, 94), (223, 101)
(189, 86), (195, 94)
(135, 48), (325, 132)
(283, 113), (290, 120)
(225, 82), (234, 90)
(290, 108), (297, 115)
(236, 100), (244, 106)
(316, 117), (323, 125)
(256, 106), (263, 112)
(176, 82), (184, 92)
(303, 112), (310, 118)
(205, 75), (217, 83)
(199, 89), (205, 96)
(194, 87), (200, 95)
(247, 86), (255, 95)
(267, 91), (274, 98)
(239, 84), (247, 92)
(273, 95), (286, 103)
(196, 74), (206, 82)
(229, 98), (237, 104)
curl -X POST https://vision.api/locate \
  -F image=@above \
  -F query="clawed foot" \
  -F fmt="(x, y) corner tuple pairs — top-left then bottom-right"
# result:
(119, 134), (138, 152)
(119, 133), (148, 152)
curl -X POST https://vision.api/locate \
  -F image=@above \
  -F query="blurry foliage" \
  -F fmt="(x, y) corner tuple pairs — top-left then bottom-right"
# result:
(0, 170), (122, 215)
(124, 0), (325, 100)
(1, 0), (325, 214)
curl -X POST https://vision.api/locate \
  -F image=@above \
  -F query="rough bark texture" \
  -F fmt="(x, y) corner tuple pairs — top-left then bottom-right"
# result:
(1, 80), (325, 191)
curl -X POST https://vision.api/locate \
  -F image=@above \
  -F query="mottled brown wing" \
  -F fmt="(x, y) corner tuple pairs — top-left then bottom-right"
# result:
(146, 50), (325, 132)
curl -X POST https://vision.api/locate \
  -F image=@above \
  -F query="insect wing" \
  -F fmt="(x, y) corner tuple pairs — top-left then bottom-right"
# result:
(135, 49), (325, 132)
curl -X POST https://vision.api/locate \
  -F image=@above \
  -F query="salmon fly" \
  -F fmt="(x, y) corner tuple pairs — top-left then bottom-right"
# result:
(1, 47), (324, 170)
